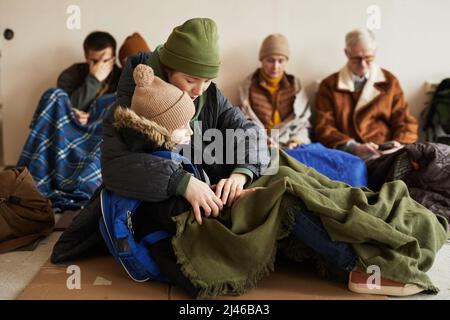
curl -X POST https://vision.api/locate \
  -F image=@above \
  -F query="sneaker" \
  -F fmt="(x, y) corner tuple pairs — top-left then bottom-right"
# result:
(348, 270), (424, 297)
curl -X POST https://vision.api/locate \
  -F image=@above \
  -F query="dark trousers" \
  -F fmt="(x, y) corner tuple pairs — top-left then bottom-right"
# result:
(291, 206), (357, 272)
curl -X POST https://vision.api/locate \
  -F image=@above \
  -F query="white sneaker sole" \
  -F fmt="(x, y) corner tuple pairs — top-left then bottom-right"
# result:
(349, 282), (424, 297)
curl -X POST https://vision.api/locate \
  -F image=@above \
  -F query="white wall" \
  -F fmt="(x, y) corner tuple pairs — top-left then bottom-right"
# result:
(1, 0), (450, 164)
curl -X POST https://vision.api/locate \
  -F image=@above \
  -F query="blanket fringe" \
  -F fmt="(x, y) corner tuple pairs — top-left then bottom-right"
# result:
(172, 204), (297, 300)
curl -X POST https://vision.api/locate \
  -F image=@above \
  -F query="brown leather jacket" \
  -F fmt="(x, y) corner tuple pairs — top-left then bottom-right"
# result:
(315, 64), (418, 148)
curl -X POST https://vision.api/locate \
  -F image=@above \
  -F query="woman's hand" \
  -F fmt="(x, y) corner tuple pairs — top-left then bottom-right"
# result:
(183, 176), (223, 225)
(214, 173), (248, 207)
(236, 187), (266, 200)
(286, 141), (299, 149)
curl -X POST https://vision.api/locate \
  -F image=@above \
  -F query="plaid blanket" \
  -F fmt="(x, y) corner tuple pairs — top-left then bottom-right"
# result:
(17, 88), (115, 210)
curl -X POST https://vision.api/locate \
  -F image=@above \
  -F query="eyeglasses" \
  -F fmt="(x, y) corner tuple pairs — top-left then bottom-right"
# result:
(348, 55), (375, 64)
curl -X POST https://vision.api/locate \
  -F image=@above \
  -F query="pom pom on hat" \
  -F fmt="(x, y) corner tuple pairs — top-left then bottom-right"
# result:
(133, 64), (154, 87)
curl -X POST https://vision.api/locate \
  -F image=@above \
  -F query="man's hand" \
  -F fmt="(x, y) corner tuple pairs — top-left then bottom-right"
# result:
(73, 108), (90, 125)
(267, 135), (278, 147)
(183, 176), (223, 225)
(214, 173), (248, 207)
(89, 54), (114, 82)
(353, 142), (382, 160)
(379, 140), (404, 155)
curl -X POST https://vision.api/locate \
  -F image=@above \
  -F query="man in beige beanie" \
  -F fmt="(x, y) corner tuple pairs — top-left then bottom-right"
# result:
(238, 33), (311, 149)
(259, 33), (290, 61)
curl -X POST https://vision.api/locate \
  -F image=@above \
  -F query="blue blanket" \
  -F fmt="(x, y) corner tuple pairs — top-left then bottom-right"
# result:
(285, 143), (368, 187)
(17, 88), (115, 210)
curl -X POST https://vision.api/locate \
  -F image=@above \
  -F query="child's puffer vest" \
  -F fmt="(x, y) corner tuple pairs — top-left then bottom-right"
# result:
(99, 150), (200, 282)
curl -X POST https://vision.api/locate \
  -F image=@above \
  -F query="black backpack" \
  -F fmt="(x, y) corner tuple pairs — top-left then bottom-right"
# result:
(422, 78), (450, 145)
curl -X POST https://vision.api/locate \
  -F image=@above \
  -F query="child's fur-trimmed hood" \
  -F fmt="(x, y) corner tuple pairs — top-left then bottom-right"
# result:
(113, 106), (176, 150)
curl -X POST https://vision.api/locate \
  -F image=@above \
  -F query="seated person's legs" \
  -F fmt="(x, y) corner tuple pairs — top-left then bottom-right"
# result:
(291, 206), (357, 272)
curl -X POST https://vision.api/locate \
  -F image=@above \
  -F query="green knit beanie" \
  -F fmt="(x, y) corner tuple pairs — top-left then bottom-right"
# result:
(159, 18), (221, 79)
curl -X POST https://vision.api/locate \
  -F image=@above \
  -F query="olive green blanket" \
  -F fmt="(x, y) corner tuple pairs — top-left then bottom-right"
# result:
(172, 150), (448, 299)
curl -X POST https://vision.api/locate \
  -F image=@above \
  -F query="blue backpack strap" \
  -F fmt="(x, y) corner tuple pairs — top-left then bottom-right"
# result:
(141, 230), (172, 246)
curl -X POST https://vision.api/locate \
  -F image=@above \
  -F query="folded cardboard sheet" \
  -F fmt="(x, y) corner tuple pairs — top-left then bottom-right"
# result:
(18, 254), (385, 300)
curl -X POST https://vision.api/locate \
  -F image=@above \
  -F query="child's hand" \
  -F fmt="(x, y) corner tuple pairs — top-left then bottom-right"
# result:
(184, 176), (223, 225)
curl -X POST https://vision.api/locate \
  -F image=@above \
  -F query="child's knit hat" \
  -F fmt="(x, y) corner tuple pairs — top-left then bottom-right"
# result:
(130, 64), (195, 133)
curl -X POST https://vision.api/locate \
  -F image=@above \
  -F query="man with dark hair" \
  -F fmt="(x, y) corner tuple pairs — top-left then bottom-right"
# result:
(83, 31), (117, 53)
(57, 31), (122, 124)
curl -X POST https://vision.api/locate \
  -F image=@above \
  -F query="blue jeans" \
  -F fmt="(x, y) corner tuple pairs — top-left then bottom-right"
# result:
(291, 207), (357, 272)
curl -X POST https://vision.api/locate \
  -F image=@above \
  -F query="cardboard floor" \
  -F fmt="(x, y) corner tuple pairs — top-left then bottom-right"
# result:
(17, 253), (385, 300)
(53, 211), (80, 231)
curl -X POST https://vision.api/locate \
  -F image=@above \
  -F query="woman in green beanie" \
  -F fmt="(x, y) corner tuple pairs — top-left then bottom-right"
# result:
(106, 17), (269, 228)
(99, 18), (270, 297)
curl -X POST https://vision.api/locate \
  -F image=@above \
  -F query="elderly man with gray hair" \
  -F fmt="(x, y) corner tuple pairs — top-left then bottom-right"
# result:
(314, 28), (418, 161)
